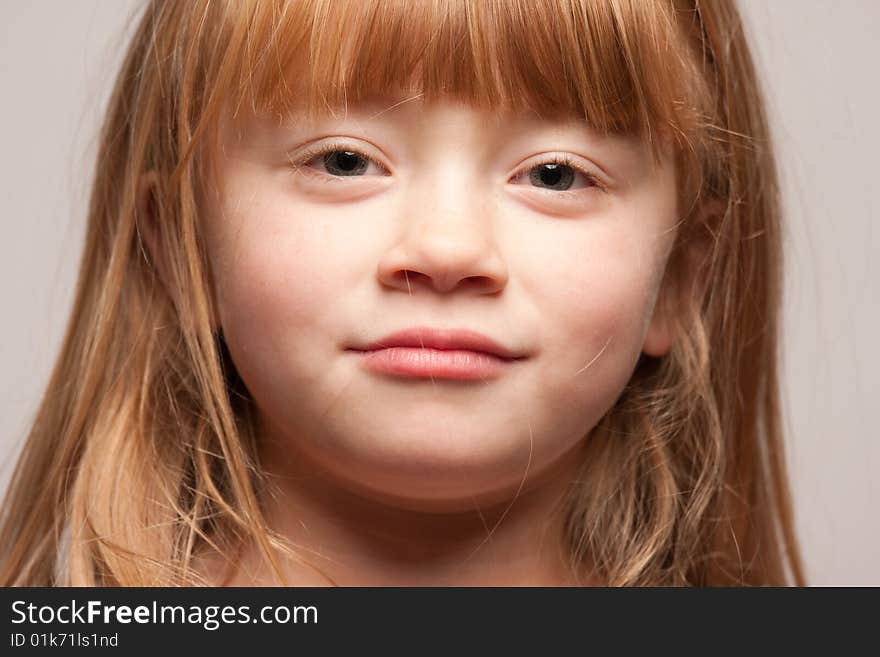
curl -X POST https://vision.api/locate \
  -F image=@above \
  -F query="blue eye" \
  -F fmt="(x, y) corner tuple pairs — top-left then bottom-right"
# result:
(511, 156), (603, 193)
(529, 163), (576, 191)
(318, 150), (371, 176)
(291, 141), (387, 180)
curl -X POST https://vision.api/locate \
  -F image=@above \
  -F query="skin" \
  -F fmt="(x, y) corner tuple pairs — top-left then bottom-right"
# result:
(145, 95), (688, 585)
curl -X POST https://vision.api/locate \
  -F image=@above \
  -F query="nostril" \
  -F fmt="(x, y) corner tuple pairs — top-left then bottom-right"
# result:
(466, 275), (492, 286)
(400, 270), (427, 285)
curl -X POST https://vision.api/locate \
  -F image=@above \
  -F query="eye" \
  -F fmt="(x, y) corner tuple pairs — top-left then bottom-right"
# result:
(509, 155), (605, 193)
(317, 150), (370, 176)
(290, 140), (388, 180)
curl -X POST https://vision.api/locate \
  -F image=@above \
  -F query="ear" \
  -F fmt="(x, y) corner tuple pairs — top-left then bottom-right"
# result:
(642, 200), (721, 357)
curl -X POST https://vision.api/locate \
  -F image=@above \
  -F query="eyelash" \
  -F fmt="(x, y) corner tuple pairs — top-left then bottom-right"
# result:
(289, 140), (606, 194)
(520, 153), (606, 195)
(289, 139), (387, 180)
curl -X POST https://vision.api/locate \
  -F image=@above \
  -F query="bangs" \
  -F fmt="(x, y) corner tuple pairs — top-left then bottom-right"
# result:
(212, 0), (711, 155)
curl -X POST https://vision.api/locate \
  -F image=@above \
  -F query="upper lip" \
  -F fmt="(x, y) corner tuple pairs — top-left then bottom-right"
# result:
(351, 326), (526, 360)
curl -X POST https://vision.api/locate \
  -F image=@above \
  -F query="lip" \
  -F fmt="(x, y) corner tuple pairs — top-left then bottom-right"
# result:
(355, 326), (525, 359)
(346, 326), (527, 381)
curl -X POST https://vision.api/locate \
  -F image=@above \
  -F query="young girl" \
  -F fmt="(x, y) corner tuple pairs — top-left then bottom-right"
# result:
(0, 0), (805, 586)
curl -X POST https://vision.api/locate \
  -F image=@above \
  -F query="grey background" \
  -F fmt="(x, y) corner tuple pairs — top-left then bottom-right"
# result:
(1, 1), (877, 585)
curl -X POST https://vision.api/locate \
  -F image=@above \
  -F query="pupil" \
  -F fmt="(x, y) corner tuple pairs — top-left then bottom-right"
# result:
(324, 150), (367, 176)
(335, 151), (359, 171)
(530, 163), (574, 190)
(541, 165), (562, 186)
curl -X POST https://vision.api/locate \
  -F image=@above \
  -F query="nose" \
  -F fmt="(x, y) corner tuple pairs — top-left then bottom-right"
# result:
(376, 183), (509, 296)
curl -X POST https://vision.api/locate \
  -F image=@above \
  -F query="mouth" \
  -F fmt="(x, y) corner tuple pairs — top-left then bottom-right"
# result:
(346, 326), (527, 381)
(347, 346), (520, 381)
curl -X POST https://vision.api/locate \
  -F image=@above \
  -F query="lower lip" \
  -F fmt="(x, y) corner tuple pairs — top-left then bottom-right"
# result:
(349, 347), (517, 380)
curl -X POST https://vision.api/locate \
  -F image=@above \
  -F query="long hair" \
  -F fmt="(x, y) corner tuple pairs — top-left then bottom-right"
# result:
(0, 0), (804, 586)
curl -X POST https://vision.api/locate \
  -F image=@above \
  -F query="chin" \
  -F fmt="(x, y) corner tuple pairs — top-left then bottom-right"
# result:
(304, 437), (551, 514)
(329, 471), (537, 515)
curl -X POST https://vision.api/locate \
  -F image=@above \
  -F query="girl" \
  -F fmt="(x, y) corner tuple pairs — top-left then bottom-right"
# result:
(0, 0), (805, 586)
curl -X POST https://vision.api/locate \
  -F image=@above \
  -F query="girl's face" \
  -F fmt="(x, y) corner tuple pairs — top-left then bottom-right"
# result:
(202, 96), (679, 512)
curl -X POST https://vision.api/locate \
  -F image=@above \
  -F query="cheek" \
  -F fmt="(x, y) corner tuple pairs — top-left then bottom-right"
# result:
(204, 189), (360, 394)
(565, 254), (656, 343)
(215, 227), (323, 335)
(525, 225), (665, 415)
